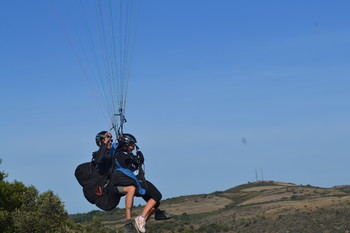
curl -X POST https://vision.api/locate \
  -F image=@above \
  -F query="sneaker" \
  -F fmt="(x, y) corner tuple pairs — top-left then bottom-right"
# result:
(134, 216), (146, 233)
(124, 219), (136, 233)
(155, 209), (174, 220)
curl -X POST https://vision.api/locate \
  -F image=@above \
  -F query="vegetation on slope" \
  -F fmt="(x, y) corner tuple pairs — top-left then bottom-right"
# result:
(0, 159), (113, 233)
(70, 180), (350, 233)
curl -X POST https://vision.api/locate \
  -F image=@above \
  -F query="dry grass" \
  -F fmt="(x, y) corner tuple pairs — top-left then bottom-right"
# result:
(159, 195), (232, 215)
(237, 185), (350, 219)
(241, 185), (285, 192)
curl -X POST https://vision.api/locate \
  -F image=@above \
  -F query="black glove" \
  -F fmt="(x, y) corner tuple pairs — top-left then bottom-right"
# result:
(136, 151), (145, 164)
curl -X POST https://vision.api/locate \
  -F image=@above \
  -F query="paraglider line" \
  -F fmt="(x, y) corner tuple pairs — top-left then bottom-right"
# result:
(49, 0), (110, 125)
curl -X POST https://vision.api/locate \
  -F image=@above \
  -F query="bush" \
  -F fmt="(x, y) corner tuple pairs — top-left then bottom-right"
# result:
(0, 158), (113, 232)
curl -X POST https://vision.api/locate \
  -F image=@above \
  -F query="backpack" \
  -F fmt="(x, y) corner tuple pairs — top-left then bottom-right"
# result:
(75, 161), (120, 211)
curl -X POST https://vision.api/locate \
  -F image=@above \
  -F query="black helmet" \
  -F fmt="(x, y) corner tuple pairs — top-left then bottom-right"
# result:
(118, 133), (137, 147)
(95, 131), (108, 147)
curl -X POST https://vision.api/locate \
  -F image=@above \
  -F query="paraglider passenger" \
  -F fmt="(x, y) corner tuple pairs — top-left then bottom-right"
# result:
(114, 134), (173, 233)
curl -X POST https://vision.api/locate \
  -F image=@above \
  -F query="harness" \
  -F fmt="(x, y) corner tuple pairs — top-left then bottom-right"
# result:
(111, 144), (146, 195)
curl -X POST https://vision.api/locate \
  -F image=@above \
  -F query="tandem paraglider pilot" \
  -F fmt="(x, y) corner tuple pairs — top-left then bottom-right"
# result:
(113, 133), (173, 232)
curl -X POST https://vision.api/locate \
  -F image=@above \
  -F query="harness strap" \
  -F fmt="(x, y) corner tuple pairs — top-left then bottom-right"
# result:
(112, 145), (146, 195)
(114, 167), (146, 195)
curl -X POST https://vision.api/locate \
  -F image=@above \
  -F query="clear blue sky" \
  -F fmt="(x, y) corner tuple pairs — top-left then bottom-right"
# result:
(1, 1), (350, 214)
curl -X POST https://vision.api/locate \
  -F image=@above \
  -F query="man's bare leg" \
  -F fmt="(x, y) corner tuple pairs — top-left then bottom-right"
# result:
(124, 186), (136, 219)
(141, 198), (156, 219)
(145, 207), (156, 222)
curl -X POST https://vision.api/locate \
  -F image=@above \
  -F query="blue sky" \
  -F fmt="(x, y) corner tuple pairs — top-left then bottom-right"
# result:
(1, 1), (350, 214)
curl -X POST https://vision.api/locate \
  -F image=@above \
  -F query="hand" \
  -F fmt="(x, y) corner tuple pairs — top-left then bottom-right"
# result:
(102, 132), (112, 145)
(136, 151), (144, 164)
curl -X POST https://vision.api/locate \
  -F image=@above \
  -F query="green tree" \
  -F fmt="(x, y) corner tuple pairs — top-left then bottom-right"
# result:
(0, 159), (70, 232)
(0, 180), (38, 212)
(37, 190), (68, 226)
(0, 159), (7, 181)
(86, 216), (115, 233)
(0, 159), (115, 232)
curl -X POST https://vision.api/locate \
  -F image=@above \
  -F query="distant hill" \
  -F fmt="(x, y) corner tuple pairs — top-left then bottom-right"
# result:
(70, 181), (350, 232)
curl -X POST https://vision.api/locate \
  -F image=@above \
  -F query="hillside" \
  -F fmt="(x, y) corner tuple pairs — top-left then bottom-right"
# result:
(70, 181), (350, 232)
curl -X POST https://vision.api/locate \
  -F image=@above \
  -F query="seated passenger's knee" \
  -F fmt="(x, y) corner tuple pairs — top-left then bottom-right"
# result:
(126, 185), (136, 194)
